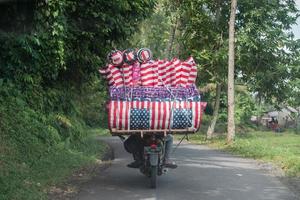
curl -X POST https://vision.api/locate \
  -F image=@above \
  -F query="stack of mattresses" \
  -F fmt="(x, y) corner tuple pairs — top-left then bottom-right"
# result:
(99, 49), (206, 135)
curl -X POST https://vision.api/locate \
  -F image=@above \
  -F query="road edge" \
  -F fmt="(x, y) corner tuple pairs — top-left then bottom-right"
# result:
(47, 138), (115, 200)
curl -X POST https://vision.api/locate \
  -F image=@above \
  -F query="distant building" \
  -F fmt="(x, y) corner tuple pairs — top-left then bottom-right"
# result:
(251, 106), (299, 128)
(267, 106), (298, 127)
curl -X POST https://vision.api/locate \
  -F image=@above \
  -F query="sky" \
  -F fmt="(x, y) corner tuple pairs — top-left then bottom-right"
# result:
(292, 0), (300, 38)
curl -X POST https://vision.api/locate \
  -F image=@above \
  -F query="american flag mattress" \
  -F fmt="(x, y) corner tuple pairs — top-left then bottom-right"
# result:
(108, 98), (206, 132)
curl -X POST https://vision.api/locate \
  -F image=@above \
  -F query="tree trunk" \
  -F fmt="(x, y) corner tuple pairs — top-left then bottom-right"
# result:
(257, 96), (263, 129)
(227, 0), (237, 144)
(207, 83), (222, 139)
(215, 0), (221, 26)
(175, 17), (182, 57)
(165, 17), (178, 59)
(206, 0), (222, 140)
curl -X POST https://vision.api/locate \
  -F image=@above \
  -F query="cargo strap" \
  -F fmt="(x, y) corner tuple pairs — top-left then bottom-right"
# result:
(171, 133), (189, 155)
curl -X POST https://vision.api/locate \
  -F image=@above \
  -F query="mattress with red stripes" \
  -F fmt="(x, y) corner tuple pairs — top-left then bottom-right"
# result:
(108, 97), (206, 132)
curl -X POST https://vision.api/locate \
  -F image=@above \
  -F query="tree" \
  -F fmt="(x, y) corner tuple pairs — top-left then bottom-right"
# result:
(175, 0), (231, 137)
(235, 0), (300, 103)
(227, 0), (237, 143)
(0, 0), (157, 87)
(163, 0), (184, 59)
(206, 83), (222, 139)
(206, 0), (223, 139)
(166, 0), (300, 135)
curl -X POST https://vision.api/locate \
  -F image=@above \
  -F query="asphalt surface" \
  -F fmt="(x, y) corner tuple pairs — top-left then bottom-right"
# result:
(73, 136), (298, 200)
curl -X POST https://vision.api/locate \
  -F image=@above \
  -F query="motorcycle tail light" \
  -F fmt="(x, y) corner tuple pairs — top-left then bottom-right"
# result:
(150, 144), (157, 149)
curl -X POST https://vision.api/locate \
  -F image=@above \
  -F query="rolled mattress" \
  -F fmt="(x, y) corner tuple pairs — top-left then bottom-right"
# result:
(108, 98), (206, 133)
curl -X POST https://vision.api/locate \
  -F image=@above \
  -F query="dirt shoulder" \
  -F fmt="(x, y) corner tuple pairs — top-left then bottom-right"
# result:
(47, 142), (114, 200)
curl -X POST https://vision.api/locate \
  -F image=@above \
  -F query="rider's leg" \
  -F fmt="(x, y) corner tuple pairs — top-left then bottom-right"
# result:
(164, 134), (177, 168)
(125, 135), (144, 168)
(164, 134), (173, 161)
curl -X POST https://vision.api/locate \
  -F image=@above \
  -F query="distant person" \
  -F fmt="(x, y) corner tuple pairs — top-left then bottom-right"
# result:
(270, 117), (280, 132)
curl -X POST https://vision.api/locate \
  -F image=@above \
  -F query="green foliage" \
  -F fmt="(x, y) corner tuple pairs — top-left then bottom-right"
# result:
(0, 0), (158, 134)
(236, 0), (300, 103)
(0, 78), (111, 199)
(228, 132), (300, 176)
(130, 3), (171, 58)
(77, 78), (109, 128)
(286, 77), (300, 106)
(0, 83), (80, 160)
(175, 0), (230, 85)
(0, 33), (44, 85)
(0, 81), (110, 200)
(0, 0), (156, 86)
(0, 132), (107, 200)
(171, 0), (300, 104)
(0, 1), (158, 199)
(235, 90), (256, 125)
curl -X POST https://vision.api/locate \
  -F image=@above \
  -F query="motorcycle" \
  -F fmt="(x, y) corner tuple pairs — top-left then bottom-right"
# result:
(140, 133), (167, 188)
(123, 132), (174, 188)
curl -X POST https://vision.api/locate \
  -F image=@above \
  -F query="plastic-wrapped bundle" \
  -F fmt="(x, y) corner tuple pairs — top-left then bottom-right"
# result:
(108, 97), (205, 131)
(132, 62), (141, 86)
(174, 59), (192, 87)
(100, 57), (199, 88)
(161, 61), (173, 86)
(121, 64), (133, 86)
(107, 64), (124, 87)
(99, 67), (115, 86)
(186, 57), (197, 85)
(157, 60), (168, 86)
(140, 61), (159, 86)
(170, 59), (180, 87)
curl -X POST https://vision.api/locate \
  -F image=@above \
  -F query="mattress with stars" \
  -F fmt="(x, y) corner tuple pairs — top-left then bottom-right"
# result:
(108, 97), (206, 133)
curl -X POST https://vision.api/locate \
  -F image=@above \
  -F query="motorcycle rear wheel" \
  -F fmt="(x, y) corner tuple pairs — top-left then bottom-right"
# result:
(150, 166), (157, 188)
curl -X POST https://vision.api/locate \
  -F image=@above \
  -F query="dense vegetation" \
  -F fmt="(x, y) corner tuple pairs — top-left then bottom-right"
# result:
(0, 0), (156, 199)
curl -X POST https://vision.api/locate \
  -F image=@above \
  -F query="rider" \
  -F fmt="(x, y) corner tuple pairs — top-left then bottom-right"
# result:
(124, 134), (177, 169)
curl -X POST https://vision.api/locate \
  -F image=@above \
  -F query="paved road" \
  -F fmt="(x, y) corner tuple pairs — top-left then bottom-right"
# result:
(73, 137), (298, 200)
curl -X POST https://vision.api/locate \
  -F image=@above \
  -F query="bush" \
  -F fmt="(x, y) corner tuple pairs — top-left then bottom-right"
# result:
(0, 83), (97, 199)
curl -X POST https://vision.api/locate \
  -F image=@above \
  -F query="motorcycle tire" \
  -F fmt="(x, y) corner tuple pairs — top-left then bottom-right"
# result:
(150, 166), (157, 188)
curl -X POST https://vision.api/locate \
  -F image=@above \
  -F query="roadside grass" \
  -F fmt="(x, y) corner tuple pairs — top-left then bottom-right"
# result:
(188, 131), (300, 177)
(0, 133), (108, 200)
(87, 127), (110, 136)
